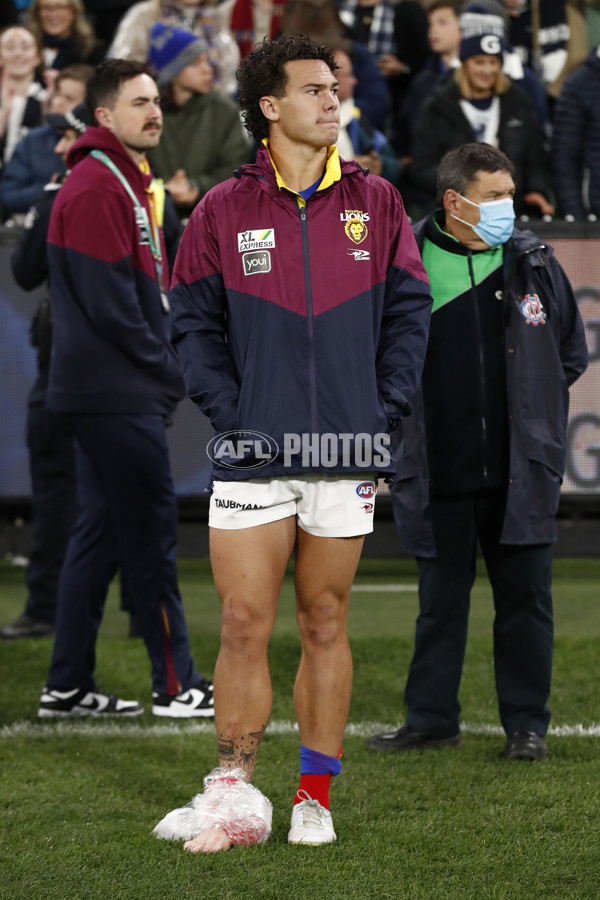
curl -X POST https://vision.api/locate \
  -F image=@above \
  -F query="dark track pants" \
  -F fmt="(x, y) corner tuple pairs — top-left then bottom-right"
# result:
(404, 490), (553, 737)
(25, 404), (77, 624)
(47, 414), (200, 695)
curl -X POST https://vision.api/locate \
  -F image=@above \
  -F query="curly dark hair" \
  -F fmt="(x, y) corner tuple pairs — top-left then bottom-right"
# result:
(237, 34), (338, 144)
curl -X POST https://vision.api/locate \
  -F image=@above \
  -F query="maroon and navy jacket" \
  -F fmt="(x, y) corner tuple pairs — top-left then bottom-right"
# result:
(170, 143), (432, 480)
(46, 127), (185, 416)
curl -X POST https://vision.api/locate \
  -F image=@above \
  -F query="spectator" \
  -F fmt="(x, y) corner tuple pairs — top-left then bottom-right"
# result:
(108, 0), (240, 97)
(410, 14), (554, 216)
(338, 0), (430, 139)
(0, 25), (46, 167)
(425, 0), (461, 72)
(37, 59), (214, 719)
(147, 23), (248, 217)
(396, 0), (462, 159)
(281, 0), (391, 130)
(1, 102), (87, 641)
(402, 5), (550, 161)
(367, 142), (588, 762)
(552, 44), (600, 220)
(26, 0), (105, 93)
(334, 47), (399, 185)
(1, 63), (92, 217)
(225, 0), (285, 59)
(505, 0), (589, 109)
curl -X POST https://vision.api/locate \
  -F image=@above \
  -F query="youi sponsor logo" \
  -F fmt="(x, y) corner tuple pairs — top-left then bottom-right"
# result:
(207, 430), (279, 469)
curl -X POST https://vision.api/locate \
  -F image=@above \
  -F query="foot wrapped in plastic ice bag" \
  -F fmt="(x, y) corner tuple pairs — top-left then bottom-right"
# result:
(153, 767), (273, 846)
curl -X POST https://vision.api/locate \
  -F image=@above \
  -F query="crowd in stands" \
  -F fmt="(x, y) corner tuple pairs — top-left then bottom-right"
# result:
(0, 0), (599, 225)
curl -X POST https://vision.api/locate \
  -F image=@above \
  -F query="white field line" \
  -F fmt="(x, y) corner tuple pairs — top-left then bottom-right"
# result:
(351, 584), (418, 592)
(2, 719), (600, 739)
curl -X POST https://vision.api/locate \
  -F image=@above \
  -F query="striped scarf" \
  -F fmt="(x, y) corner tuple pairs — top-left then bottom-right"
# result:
(339, 0), (396, 57)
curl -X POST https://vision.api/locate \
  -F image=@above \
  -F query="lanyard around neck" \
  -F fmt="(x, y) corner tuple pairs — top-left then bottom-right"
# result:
(90, 149), (169, 312)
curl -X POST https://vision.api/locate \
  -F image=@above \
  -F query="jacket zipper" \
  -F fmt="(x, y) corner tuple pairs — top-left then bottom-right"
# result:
(467, 251), (488, 483)
(298, 201), (319, 433)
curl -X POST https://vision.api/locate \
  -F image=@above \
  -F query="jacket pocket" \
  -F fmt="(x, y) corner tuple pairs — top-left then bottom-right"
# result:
(518, 374), (569, 476)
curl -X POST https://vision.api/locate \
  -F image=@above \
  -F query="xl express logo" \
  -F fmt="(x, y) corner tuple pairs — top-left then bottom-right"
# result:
(238, 229), (275, 252)
(207, 430), (279, 469)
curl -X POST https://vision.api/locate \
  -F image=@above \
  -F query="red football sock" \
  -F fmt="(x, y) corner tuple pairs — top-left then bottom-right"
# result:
(294, 773), (332, 809)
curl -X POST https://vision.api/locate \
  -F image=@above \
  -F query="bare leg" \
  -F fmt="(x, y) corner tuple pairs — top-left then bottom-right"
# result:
(185, 517), (296, 854)
(293, 529), (364, 757)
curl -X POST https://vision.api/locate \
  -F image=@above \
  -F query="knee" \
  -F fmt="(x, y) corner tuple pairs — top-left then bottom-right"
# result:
(297, 593), (347, 651)
(219, 595), (272, 652)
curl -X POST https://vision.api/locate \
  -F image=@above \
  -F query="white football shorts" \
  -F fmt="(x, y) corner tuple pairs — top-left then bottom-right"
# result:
(209, 474), (378, 537)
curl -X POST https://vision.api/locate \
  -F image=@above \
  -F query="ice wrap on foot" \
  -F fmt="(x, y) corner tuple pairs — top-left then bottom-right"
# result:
(153, 767), (272, 846)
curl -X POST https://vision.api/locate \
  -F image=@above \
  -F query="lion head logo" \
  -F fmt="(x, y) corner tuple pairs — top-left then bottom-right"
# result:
(345, 218), (368, 244)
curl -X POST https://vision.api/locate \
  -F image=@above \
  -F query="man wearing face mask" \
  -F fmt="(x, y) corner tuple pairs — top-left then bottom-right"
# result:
(367, 143), (588, 761)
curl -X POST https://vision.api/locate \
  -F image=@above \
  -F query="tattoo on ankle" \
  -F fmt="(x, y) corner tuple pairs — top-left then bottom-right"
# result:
(217, 725), (267, 774)
(217, 737), (235, 759)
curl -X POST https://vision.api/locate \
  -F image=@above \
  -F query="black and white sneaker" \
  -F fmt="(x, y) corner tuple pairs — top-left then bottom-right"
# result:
(38, 687), (143, 718)
(152, 679), (214, 718)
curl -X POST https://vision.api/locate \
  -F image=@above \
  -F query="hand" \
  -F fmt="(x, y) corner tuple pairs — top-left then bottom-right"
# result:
(165, 168), (199, 207)
(523, 192), (555, 217)
(354, 151), (383, 176)
(0, 83), (17, 136)
(43, 68), (59, 93)
(377, 54), (406, 77)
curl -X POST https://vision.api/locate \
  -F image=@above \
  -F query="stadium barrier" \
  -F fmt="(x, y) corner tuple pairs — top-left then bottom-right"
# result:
(1, 222), (599, 556)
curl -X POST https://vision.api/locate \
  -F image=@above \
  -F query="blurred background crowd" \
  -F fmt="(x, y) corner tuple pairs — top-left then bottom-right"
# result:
(1, 0), (599, 644)
(1, 0), (599, 228)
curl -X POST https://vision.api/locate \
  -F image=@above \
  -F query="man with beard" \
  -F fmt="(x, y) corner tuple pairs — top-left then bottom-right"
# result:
(38, 59), (214, 720)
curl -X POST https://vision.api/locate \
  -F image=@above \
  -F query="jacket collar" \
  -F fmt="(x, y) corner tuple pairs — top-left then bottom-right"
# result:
(236, 141), (361, 192)
(66, 126), (153, 191)
(414, 209), (546, 259)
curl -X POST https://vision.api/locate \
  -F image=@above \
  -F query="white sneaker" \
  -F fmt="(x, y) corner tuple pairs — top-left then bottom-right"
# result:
(287, 791), (337, 845)
(38, 687), (143, 718)
(151, 680), (214, 718)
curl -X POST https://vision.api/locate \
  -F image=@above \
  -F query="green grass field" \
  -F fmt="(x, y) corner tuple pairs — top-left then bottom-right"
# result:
(1, 557), (599, 900)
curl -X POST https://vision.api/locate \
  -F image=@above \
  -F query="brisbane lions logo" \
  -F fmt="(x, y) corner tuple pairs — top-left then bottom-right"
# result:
(520, 293), (546, 326)
(344, 218), (368, 244)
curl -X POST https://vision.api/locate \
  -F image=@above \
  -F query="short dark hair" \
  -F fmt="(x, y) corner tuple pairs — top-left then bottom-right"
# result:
(237, 34), (338, 144)
(436, 143), (516, 202)
(55, 63), (95, 89)
(425, 0), (461, 16)
(86, 58), (150, 123)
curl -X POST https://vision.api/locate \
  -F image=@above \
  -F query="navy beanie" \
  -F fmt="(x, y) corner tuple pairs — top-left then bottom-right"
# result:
(149, 22), (209, 85)
(459, 7), (505, 60)
(47, 101), (90, 135)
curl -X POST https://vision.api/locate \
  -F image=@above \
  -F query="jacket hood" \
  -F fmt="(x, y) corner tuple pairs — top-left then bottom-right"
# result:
(66, 126), (153, 189)
(235, 142), (364, 185)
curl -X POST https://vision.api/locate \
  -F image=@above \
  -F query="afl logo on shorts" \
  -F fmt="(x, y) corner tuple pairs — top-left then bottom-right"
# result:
(356, 481), (376, 499)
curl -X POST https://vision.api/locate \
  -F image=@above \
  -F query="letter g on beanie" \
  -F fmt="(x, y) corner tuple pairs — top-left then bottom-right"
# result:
(149, 22), (209, 85)
(459, 5), (505, 61)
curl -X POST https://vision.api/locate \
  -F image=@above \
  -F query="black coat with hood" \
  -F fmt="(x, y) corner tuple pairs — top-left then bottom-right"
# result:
(391, 216), (588, 556)
(410, 78), (551, 214)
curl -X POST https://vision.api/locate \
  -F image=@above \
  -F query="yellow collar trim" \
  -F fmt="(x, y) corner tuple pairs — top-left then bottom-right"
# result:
(263, 139), (342, 198)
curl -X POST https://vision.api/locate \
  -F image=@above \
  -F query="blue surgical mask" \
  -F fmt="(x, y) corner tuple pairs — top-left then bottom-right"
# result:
(451, 194), (515, 246)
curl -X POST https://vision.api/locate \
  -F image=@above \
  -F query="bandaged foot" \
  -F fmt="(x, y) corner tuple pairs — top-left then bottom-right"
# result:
(154, 767), (272, 851)
(184, 826), (233, 853)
